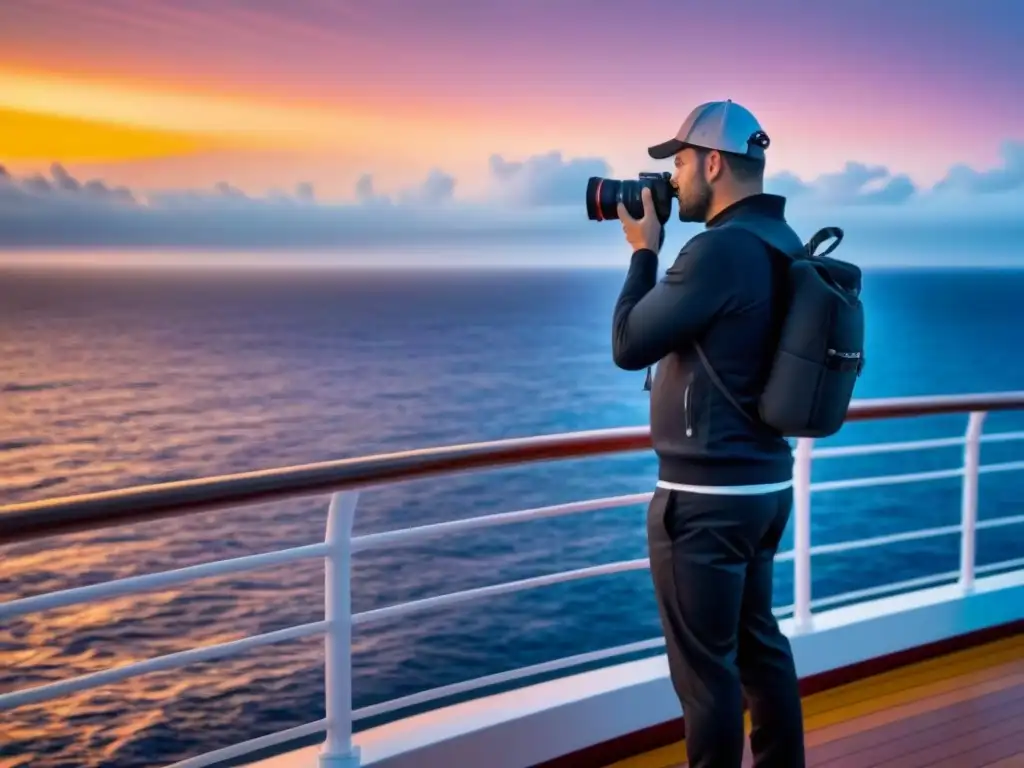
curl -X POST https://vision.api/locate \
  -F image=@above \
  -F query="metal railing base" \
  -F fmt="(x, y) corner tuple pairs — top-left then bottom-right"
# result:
(319, 746), (361, 768)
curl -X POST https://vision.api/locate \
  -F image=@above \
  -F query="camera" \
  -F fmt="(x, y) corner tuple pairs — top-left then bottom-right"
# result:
(585, 172), (674, 225)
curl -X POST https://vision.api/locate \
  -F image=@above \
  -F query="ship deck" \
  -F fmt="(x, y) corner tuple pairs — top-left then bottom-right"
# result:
(613, 633), (1024, 768)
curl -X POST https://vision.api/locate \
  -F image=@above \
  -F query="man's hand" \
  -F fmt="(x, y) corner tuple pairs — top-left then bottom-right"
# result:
(617, 187), (662, 253)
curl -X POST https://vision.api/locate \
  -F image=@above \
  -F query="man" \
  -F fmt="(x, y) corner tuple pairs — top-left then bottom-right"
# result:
(612, 100), (806, 768)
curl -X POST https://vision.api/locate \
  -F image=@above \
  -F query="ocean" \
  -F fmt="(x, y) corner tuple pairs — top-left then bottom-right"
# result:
(1, 264), (1023, 767)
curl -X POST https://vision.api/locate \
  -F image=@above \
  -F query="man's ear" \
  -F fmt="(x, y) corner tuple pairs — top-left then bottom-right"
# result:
(705, 150), (723, 183)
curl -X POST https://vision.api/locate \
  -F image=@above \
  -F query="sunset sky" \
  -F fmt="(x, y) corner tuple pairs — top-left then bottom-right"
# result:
(1, 0), (1022, 264)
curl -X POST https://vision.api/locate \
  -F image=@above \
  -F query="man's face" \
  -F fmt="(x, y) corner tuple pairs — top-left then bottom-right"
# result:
(671, 147), (713, 223)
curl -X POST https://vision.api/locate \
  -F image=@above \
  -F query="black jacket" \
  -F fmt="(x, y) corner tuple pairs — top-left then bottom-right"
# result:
(612, 193), (798, 486)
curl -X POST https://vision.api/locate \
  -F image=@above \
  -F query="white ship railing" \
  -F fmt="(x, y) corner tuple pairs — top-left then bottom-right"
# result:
(1, 392), (1024, 767)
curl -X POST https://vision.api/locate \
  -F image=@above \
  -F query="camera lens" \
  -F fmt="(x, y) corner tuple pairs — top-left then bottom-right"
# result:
(586, 177), (615, 221)
(587, 178), (647, 222)
(586, 174), (672, 223)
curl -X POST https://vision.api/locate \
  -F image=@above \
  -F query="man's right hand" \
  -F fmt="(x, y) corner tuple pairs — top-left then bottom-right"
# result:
(618, 187), (663, 253)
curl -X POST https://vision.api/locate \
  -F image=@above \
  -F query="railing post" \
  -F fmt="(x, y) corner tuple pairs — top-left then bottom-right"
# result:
(793, 437), (814, 632)
(959, 412), (986, 592)
(320, 491), (361, 768)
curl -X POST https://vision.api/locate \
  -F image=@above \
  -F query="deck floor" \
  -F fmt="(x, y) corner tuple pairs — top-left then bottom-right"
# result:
(608, 633), (1024, 768)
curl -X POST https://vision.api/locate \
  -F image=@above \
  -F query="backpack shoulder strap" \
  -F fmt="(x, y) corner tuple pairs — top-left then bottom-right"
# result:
(716, 215), (807, 259)
(806, 226), (844, 258)
(693, 341), (757, 425)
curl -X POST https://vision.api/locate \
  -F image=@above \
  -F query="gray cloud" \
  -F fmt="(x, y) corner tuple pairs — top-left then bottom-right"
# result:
(0, 161), (563, 250)
(351, 168), (456, 207)
(487, 151), (610, 206)
(933, 140), (1024, 195)
(767, 140), (1024, 205)
(396, 168), (457, 206)
(353, 174), (385, 206)
(766, 162), (916, 205)
(0, 162), (136, 211)
(0, 148), (1021, 262)
(147, 180), (314, 210)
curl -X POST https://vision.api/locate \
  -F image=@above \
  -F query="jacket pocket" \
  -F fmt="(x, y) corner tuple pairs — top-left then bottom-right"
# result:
(659, 488), (700, 544)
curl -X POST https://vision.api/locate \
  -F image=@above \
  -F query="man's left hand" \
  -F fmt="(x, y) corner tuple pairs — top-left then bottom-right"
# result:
(617, 187), (662, 253)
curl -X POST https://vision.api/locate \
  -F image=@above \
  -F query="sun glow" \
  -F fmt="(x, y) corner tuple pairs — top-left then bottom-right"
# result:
(0, 69), (436, 157)
(0, 107), (224, 162)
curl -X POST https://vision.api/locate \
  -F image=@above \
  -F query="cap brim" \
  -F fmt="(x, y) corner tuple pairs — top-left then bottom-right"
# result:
(647, 138), (685, 159)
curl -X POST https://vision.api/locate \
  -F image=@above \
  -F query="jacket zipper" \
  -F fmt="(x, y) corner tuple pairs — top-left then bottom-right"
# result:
(683, 377), (693, 437)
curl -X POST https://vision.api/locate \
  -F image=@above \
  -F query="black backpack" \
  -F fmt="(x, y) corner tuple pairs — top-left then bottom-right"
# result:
(695, 221), (865, 438)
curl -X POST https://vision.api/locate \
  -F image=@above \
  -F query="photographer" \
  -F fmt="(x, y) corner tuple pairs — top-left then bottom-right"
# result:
(612, 101), (806, 768)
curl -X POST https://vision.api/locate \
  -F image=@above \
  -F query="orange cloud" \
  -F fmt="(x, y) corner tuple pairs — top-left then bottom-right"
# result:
(0, 107), (225, 163)
(0, 69), (339, 145)
(0, 68), (550, 170)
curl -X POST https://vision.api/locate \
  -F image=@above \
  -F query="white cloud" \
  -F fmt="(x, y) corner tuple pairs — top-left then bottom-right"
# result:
(767, 163), (916, 205)
(1, 144), (1022, 268)
(486, 150), (611, 206)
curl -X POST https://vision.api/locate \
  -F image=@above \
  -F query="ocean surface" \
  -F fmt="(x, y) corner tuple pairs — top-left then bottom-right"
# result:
(1, 265), (1023, 767)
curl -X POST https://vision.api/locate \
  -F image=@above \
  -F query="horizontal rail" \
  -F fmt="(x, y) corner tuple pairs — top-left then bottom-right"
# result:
(811, 467), (964, 492)
(810, 459), (1024, 493)
(811, 429), (1024, 459)
(0, 621), (329, 713)
(980, 459), (1024, 475)
(351, 493), (652, 553)
(3, 391), (1024, 546)
(165, 719), (329, 768)
(0, 542), (329, 621)
(980, 512), (1024, 530)
(0, 428), (649, 546)
(810, 513), (1024, 558)
(808, 554), (1024, 612)
(352, 558), (650, 626)
(812, 435), (966, 459)
(810, 524), (962, 556)
(353, 637), (668, 720)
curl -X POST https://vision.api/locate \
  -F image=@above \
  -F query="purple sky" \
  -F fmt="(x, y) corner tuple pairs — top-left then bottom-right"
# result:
(0, 0), (1021, 262)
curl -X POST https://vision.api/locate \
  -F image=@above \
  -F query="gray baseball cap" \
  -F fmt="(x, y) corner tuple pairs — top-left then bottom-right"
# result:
(647, 99), (771, 160)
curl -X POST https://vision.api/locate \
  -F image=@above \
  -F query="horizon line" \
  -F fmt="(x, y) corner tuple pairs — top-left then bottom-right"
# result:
(1, 259), (1022, 274)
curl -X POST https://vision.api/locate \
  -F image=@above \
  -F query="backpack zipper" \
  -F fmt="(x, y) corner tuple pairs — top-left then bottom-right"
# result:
(683, 377), (693, 437)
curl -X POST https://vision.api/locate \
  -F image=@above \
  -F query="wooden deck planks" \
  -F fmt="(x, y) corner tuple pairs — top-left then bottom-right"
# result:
(803, 668), (1024, 749)
(800, 637), (1024, 730)
(808, 684), (1024, 766)
(978, 754), (1024, 768)
(605, 633), (1024, 768)
(874, 714), (1024, 768)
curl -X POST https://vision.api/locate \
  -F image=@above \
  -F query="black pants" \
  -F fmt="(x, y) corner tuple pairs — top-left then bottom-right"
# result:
(646, 485), (805, 768)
